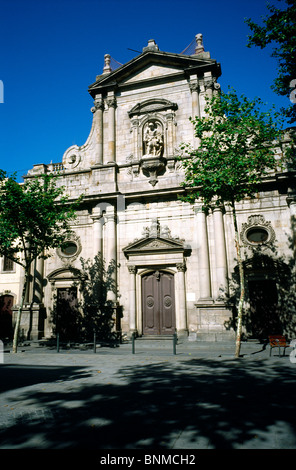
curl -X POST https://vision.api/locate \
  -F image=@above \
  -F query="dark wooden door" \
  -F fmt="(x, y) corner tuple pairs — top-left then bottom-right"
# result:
(248, 280), (280, 339)
(142, 271), (175, 335)
(56, 287), (79, 340)
(0, 295), (13, 339)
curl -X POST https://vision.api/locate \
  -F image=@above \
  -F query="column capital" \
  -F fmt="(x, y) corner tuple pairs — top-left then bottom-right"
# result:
(189, 81), (200, 93)
(211, 203), (225, 214)
(104, 206), (117, 223)
(93, 98), (105, 111)
(131, 118), (140, 127)
(203, 76), (214, 90)
(91, 213), (103, 222)
(128, 265), (136, 274)
(91, 207), (103, 221)
(106, 97), (117, 109)
(176, 262), (186, 272)
(193, 203), (208, 215)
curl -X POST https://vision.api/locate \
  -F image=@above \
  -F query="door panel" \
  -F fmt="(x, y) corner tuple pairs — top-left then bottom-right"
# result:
(142, 271), (175, 335)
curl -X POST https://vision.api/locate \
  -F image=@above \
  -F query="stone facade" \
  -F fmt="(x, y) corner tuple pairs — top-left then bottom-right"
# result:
(1, 36), (295, 342)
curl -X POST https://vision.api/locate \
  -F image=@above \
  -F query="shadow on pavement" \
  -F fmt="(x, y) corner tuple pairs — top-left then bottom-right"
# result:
(0, 357), (296, 449)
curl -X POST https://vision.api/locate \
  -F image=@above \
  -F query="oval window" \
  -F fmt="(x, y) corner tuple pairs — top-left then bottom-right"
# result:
(246, 227), (269, 244)
(61, 241), (78, 256)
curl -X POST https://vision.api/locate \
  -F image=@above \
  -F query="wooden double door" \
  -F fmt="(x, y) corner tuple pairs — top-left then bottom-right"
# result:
(142, 270), (176, 335)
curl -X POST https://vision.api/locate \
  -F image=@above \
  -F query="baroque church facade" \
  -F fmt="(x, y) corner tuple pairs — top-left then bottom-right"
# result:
(1, 36), (295, 342)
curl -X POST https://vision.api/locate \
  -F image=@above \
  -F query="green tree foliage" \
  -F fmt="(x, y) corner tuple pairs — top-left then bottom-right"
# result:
(245, 0), (296, 123)
(180, 89), (284, 357)
(50, 255), (119, 345)
(74, 255), (119, 342)
(0, 171), (80, 352)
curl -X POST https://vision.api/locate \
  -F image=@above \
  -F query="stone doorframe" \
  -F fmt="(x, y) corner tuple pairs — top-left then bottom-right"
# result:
(130, 265), (187, 337)
(123, 221), (190, 337)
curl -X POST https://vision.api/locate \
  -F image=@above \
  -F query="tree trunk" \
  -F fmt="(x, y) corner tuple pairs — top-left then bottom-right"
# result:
(12, 270), (29, 353)
(232, 204), (245, 358)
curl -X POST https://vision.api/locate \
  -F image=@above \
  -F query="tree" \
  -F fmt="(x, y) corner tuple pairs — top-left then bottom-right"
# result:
(50, 255), (119, 344)
(74, 255), (119, 342)
(245, 0), (296, 123)
(179, 89), (284, 357)
(0, 171), (79, 352)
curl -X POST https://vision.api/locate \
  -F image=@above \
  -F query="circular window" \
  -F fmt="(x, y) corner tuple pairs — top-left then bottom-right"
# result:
(61, 241), (78, 256)
(246, 227), (269, 244)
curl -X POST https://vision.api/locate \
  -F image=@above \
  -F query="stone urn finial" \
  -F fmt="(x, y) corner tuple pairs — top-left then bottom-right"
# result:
(195, 34), (204, 54)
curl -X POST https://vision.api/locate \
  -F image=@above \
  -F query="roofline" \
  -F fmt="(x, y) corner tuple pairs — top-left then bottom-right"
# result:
(88, 50), (221, 97)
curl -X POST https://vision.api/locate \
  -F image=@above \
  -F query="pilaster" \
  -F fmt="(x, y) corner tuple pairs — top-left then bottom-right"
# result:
(128, 265), (137, 333)
(194, 204), (212, 300)
(92, 94), (104, 165)
(104, 206), (117, 302)
(91, 207), (103, 257)
(212, 204), (228, 298)
(106, 92), (117, 164)
(176, 262), (188, 336)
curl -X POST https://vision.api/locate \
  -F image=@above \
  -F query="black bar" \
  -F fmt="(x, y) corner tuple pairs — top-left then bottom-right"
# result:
(173, 332), (177, 355)
(132, 333), (135, 354)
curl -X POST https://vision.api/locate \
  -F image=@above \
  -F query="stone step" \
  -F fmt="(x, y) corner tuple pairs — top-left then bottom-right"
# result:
(136, 335), (175, 341)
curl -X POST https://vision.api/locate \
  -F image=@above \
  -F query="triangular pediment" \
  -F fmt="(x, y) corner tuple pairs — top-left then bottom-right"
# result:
(123, 236), (186, 257)
(120, 63), (183, 85)
(88, 51), (220, 97)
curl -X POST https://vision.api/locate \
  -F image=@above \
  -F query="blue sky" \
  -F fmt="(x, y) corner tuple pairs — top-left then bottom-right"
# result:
(0, 0), (291, 181)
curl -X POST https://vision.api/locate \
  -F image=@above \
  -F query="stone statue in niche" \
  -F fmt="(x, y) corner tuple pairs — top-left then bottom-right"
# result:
(143, 121), (164, 157)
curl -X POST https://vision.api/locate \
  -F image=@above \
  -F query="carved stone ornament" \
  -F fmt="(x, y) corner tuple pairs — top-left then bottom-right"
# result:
(57, 232), (82, 263)
(128, 265), (136, 274)
(62, 148), (81, 170)
(141, 218), (184, 242)
(176, 262), (186, 272)
(240, 215), (276, 247)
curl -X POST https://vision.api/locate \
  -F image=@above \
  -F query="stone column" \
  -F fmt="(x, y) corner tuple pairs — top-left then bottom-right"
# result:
(190, 81), (201, 148)
(104, 206), (117, 302)
(33, 256), (44, 304)
(128, 265), (137, 333)
(212, 205), (228, 297)
(190, 81), (200, 119)
(194, 205), (212, 299)
(106, 93), (117, 164)
(93, 94), (104, 165)
(91, 207), (103, 257)
(176, 262), (188, 336)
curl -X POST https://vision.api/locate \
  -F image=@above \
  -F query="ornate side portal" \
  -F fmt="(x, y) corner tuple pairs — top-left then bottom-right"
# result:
(142, 271), (175, 335)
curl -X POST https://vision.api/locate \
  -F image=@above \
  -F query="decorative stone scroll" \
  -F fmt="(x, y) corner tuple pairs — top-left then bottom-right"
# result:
(240, 215), (276, 247)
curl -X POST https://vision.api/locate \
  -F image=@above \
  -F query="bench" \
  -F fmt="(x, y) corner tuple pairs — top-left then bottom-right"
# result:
(268, 335), (290, 357)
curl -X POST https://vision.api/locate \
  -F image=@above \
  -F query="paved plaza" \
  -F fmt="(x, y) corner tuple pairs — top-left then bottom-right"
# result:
(0, 339), (296, 450)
